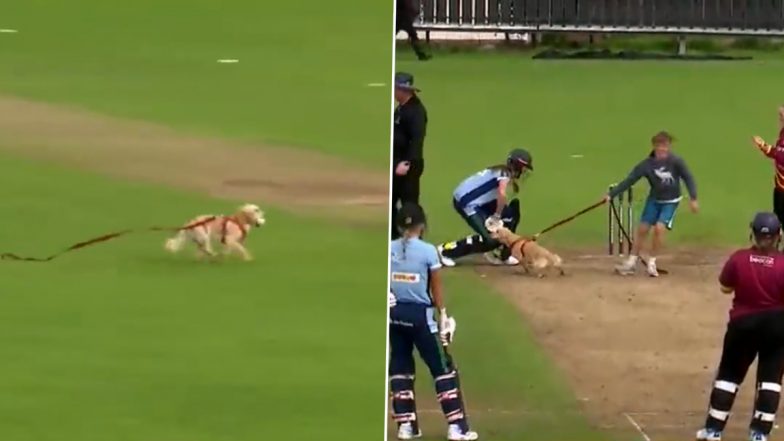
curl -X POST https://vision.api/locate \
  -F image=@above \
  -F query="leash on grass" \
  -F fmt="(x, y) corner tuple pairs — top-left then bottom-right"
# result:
(0, 216), (218, 263)
(609, 199), (669, 275)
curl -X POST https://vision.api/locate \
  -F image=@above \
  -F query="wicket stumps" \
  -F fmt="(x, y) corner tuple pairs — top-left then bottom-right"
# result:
(608, 184), (634, 256)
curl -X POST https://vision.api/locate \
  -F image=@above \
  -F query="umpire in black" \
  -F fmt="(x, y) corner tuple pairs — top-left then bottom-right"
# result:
(396, 0), (431, 61)
(391, 72), (428, 239)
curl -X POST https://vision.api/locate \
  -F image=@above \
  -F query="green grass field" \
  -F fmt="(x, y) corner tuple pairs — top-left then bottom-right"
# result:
(0, 1), (391, 440)
(396, 46), (784, 441)
(4, 0), (784, 438)
(397, 48), (781, 245)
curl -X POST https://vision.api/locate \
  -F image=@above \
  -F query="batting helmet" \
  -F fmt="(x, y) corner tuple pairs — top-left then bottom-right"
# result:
(507, 148), (533, 172)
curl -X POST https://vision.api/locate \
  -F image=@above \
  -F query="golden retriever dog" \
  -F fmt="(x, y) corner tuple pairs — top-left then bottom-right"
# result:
(164, 203), (266, 261)
(487, 222), (564, 277)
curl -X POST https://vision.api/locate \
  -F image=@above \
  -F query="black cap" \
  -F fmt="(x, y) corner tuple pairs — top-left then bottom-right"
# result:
(396, 203), (427, 230)
(394, 72), (420, 92)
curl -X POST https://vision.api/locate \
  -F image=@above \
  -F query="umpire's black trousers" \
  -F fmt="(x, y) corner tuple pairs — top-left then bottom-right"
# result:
(391, 160), (424, 239)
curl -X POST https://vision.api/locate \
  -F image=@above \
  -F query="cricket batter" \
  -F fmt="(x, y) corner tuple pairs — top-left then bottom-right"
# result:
(437, 148), (533, 267)
(751, 105), (784, 227)
(696, 212), (784, 441)
(607, 131), (698, 277)
(389, 203), (478, 440)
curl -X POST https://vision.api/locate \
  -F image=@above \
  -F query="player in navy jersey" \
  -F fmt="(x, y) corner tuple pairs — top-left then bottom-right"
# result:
(437, 149), (533, 267)
(389, 203), (478, 440)
(696, 212), (784, 441)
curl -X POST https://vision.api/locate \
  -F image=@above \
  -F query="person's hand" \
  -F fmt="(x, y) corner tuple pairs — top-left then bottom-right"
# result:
(395, 161), (411, 176)
(689, 199), (699, 213)
(753, 136), (768, 149)
(602, 194), (611, 204)
(485, 215), (502, 232)
(439, 314), (456, 346)
(388, 291), (397, 308)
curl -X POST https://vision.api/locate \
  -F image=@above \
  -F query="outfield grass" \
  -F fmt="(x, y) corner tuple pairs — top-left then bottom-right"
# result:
(0, 0), (392, 165)
(0, 153), (387, 441)
(395, 48), (784, 441)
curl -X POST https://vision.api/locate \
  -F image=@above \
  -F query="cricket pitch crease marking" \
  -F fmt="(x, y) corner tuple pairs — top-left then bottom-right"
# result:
(625, 412), (653, 441)
(0, 29), (18, 33)
(416, 408), (708, 432)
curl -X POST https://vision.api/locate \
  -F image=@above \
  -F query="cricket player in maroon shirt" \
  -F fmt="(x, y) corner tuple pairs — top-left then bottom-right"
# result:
(696, 212), (784, 441)
(752, 106), (784, 227)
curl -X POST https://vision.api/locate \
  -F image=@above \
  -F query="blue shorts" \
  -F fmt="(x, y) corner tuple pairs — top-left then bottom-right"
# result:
(640, 198), (679, 230)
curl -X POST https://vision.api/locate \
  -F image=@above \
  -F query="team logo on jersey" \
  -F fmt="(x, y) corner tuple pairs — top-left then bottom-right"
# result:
(391, 272), (420, 283)
(750, 255), (775, 266)
(654, 167), (674, 185)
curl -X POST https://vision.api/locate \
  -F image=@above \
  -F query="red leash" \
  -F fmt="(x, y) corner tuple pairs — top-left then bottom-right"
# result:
(535, 200), (606, 238)
(0, 216), (217, 262)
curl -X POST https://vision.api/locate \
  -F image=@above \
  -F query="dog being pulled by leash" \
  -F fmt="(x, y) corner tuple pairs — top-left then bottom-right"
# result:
(485, 218), (564, 277)
(164, 203), (266, 261)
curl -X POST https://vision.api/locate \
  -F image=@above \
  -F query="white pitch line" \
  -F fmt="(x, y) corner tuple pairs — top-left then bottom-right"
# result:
(216, 59), (239, 63)
(0, 29), (18, 33)
(570, 154), (584, 158)
(624, 413), (653, 441)
(367, 82), (386, 87)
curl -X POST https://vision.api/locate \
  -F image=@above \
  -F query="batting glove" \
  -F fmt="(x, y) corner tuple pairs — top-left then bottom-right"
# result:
(388, 291), (397, 308)
(440, 317), (457, 345)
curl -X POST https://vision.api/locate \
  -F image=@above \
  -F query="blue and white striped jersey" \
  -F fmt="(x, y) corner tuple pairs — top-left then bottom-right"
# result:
(453, 168), (511, 215)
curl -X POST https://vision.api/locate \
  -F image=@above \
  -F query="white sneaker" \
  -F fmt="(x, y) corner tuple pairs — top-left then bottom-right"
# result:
(749, 431), (767, 441)
(447, 424), (479, 440)
(438, 246), (456, 268)
(397, 422), (422, 440)
(483, 250), (518, 266)
(696, 428), (722, 441)
(614, 256), (637, 276)
(646, 258), (659, 278)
